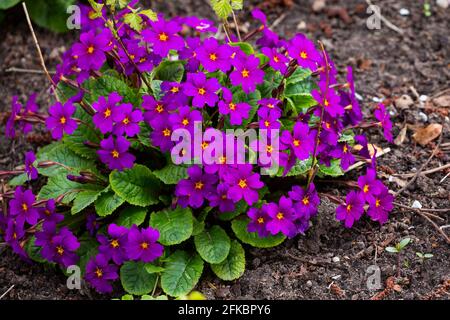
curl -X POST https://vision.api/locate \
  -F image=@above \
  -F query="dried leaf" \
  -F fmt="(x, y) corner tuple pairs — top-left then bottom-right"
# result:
(412, 124), (443, 146)
(433, 95), (450, 108)
(394, 125), (408, 146)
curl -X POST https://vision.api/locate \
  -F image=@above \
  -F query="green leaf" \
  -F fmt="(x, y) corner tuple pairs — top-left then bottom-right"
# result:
(71, 185), (106, 215)
(257, 68), (283, 98)
(286, 95), (317, 114)
(115, 206), (148, 228)
(149, 207), (193, 246)
(25, 0), (76, 33)
(38, 143), (99, 177)
(84, 75), (140, 106)
(95, 191), (125, 217)
(120, 294), (134, 300)
(284, 80), (313, 98)
(110, 164), (160, 207)
(338, 131), (355, 143)
(286, 68), (312, 85)
(211, 240), (245, 281)
(161, 251), (204, 297)
(124, 12), (143, 31)
(398, 238), (411, 249)
(140, 9), (157, 21)
(152, 60), (185, 82)
(137, 122), (152, 147)
(25, 236), (46, 263)
(423, 253), (433, 259)
(141, 294), (168, 300)
(231, 0), (243, 10)
(210, 0), (233, 19)
(229, 42), (254, 55)
(0, 0), (20, 10)
(120, 261), (158, 295)
(192, 216), (205, 236)
(153, 164), (188, 185)
(63, 106), (100, 159)
(385, 247), (399, 253)
(145, 264), (165, 274)
(194, 226), (231, 264)
(277, 157), (312, 177)
(318, 159), (344, 177)
(232, 218), (286, 248)
(38, 174), (101, 205)
(8, 174), (28, 187)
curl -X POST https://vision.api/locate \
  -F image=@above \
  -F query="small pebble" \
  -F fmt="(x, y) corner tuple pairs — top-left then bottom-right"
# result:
(332, 256), (340, 263)
(418, 112), (428, 122)
(436, 0), (449, 9)
(332, 275), (341, 280)
(411, 200), (422, 209)
(419, 95), (428, 102)
(399, 8), (410, 16)
(306, 280), (313, 287)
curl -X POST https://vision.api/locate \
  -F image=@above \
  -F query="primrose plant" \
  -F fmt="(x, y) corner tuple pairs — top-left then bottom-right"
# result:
(0, 0), (394, 297)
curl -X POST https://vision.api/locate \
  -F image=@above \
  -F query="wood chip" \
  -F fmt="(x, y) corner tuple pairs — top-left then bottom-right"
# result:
(412, 124), (443, 146)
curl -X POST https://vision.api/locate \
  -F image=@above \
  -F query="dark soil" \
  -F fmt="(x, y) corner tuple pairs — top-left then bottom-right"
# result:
(0, 0), (449, 300)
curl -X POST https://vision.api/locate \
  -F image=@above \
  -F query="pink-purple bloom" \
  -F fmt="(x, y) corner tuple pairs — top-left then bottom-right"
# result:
(9, 187), (39, 226)
(281, 122), (315, 161)
(46, 101), (78, 140)
(126, 225), (163, 262)
(85, 254), (119, 293)
(98, 224), (129, 265)
(367, 186), (394, 224)
(97, 136), (135, 171)
(113, 103), (143, 137)
(230, 55), (264, 94)
(218, 88), (251, 125)
(264, 196), (296, 237)
(196, 38), (232, 73)
(288, 34), (321, 71)
(72, 29), (111, 70)
(24, 151), (38, 180)
(142, 18), (185, 57)
(247, 207), (270, 238)
(261, 47), (289, 74)
(176, 165), (218, 208)
(183, 72), (221, 108)
(223, 165), (264, 206)
(374, 103), (393, 143)
(92, 92), (124, 134)
(336, 191), (365, 228)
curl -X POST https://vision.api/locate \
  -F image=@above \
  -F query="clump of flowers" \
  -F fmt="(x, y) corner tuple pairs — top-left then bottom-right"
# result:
(0, 0), (393, 298)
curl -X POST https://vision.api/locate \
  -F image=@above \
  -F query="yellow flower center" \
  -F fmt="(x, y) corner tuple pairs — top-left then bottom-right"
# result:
(122, 117), (130, 125)
(139, 57), (146, 63)
(230, 52), (236, 59)
(195, 181), (204, 190)
(363, 184), (369, 193)
(104, 108), (112, 118)
(129, 54), (135, 60)
(267, 103), (274, 109)
(346, 204), (352, 212)
(56, 246), (64, 256)
(221, 194), (227, 200)
(324, 99), (330, 107)
(209, 53), (217, 61)
(276, 212), (284, 220)
(198, 87), (206, 95)
(156, 104), (164, 113)
(229, 102), (236, 111)
(22, 203), (28, 212)
(300, 51), (308, 59)
(241, 69), (250, 78)
(182, 118), (189, 126)
(87, 46), (95, 54)
(273, 56), (279, 63)
(111, 150), (120, 158)
(95, 268), (103, 278)
(264, 120), (270, 128)
(219, 156), (226, 164)
(257, 217), (264, 224)
(238, 179), (247, 189)
(158, 32), (168, 41)
(201, 141), (209, 150)
(163, 128), (171, 137)
(60, 117), (67, 124)
(170, 86), (179, 93)
(140, 242), (149, 250)
(293, 139), (300, 147)
(302, 196), (309, 205)
(266, 145), (273, 153)
(343, 145), (348, 153)
(375, 199), (381, 208)
(13, 232), (17, 240)
(110, 239), (119, 248)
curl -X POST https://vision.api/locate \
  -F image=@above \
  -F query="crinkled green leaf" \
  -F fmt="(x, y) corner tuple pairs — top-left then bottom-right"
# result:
(121, 261), (157, 295)
(153, 164), (188, 185)
(124, 12), (143, 31)
(84, 75), (141, 106)
(152, 60), (185, 83)
(194, 226), (231, 264)
(161, 251), (204, 297)
(110, 164), (160, 207)
(232, 218), (286, 248)
(149, 207), (193, 246)
(71, 185), (106, 215)
(318, 159), (344, 177)
(0, 0), (20, 10)
(210, 0), (232, 19)
(211, 240), (245, 281)
(95, 191), (125, 217)
(25, 0), (76, 33)
(115, 206), (148, 228)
